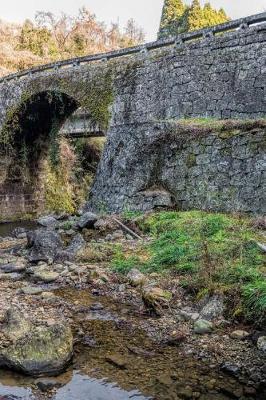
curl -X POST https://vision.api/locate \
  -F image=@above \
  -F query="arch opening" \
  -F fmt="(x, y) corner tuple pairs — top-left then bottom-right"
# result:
(0, 90), (79, 220)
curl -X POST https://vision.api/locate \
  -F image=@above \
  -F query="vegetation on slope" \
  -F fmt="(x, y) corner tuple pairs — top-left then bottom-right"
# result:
(111, 211), (266, 323)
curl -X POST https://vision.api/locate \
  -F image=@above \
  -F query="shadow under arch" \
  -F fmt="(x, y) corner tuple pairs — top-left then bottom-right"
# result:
(0, 90), (79, 220)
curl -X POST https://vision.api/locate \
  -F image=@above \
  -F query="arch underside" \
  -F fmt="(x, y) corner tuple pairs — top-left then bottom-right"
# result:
(0, 91), (78, 220)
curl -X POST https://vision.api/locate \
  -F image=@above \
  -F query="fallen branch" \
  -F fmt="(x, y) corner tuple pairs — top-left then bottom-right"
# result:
(112, 217), (143, 240)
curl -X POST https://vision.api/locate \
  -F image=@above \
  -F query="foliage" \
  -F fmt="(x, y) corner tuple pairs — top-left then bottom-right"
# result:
(243, 281), (266, 323)
(158, 0), (229, 38)
(112, 211), (266, 321)
(0, 7), (145, 77)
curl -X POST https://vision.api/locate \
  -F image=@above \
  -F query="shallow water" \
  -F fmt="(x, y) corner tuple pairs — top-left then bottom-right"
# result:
(0, 221), (37, 238)
(0, 288), (264, 399)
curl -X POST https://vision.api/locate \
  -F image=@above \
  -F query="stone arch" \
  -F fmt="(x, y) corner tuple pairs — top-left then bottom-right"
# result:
(0, 90), (79, 220)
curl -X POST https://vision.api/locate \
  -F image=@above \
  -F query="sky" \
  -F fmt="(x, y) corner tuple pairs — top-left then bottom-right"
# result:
(1, 0), (266, 41)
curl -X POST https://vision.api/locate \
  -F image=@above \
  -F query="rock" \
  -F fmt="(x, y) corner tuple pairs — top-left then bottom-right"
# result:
(35, 378), (62, 392)
(94, 217), (117, 232)
(193, 319), (213, 334)
(32, 267), (59, 283)
(82, 335), (97, 347)
(12, 227), (27, 239)
(230, 330), (250, 340)
(0, 272), (22, 281)
(37, 216), (58, 229)
(41, 292), (57, 300)
(105, 354), (127, 369)
(257, 336), (266, 352)
(0, 308), (73, 376)
(20, 286), (43, 295)
(66, 234), (86, 254)
(164, 331), (187, 346)
(200, 295), (225, 321)
(89, 303), (104, 311)
(142, 286), (172, 315)
(112, 230), (124, 239)
(220, 362), (240, 377)
(0, 263), (26, 273)
(256, 242), (266, 253)
(178, 309), (200, 322)
(77, 212), (98, 230)
(127, 268), (147, 287)
(27, 229), (63, 263)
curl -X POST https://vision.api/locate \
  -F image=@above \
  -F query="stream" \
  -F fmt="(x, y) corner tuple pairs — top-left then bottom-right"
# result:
(0, 223), (265, 400)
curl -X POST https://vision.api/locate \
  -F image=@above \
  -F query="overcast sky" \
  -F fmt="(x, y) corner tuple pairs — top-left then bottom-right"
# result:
(1, 1), (265, 41)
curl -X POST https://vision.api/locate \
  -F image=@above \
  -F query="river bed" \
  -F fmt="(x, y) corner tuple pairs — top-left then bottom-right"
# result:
(0, 223), (265, 400)
(0, 286), (264, 400)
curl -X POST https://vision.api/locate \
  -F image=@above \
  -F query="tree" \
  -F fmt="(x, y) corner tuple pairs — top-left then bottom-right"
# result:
(18, 19), (54, 57)
(158, 0), (187, 38)
(158, 0), (229, 38)
(123, 19), (145, 47)
(187, 0), (203, 31)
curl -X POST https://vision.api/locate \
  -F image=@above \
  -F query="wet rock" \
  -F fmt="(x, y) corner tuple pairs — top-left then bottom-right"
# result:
(105, 354), (127, 369)
(230, 330), (250, 340)
(27, 229), (63, 263)
(142, 286), (172, 315)
(0, 308), (73, 376)
(127, 268), (147, 287)
(193, 319), (213, 334)
(220, 362), (240, 377)
(37, 216), (58, 229)
(0, 263), (26, 273)
(77, 212), (98, 230)
(200, 295), (225, 321)
(257, 336), (266, 352)
(35, 378), (62, 392)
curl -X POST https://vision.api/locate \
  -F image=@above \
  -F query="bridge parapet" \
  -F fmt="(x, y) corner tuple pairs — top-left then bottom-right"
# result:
(0, 12), (265, 84)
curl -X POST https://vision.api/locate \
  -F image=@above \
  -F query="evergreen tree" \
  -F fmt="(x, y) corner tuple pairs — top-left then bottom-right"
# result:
(187, 0), (203, 31)
(158, 0), (229, 39)
(158, 0), (187, 38)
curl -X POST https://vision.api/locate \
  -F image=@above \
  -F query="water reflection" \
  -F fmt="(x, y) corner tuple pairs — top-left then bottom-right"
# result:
(54, 372), (151, 400)
(0, 221), (36, 238)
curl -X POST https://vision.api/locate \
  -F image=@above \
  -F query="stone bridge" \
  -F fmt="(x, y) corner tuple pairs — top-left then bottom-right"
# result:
(0, 13), (265, 220)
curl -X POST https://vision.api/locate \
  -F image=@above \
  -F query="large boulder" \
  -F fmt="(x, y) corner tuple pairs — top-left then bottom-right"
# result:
(77, 212), (98, 230)
(199, 295), (225, 321)
(27, 229), (63, 263)
(55, 234), (86, 263)
(37, 215), (58, 229)
(0, 308), (73, 376)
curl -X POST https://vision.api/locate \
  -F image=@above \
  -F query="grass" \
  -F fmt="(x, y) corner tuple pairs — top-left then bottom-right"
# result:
(111, 211), (266, 323)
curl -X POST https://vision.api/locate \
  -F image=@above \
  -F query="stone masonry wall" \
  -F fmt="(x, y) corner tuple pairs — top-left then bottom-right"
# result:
(88, 122), (266, 215)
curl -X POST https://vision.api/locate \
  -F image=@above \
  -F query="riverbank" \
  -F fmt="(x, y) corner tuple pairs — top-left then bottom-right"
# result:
(0, 210), (265, 399)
